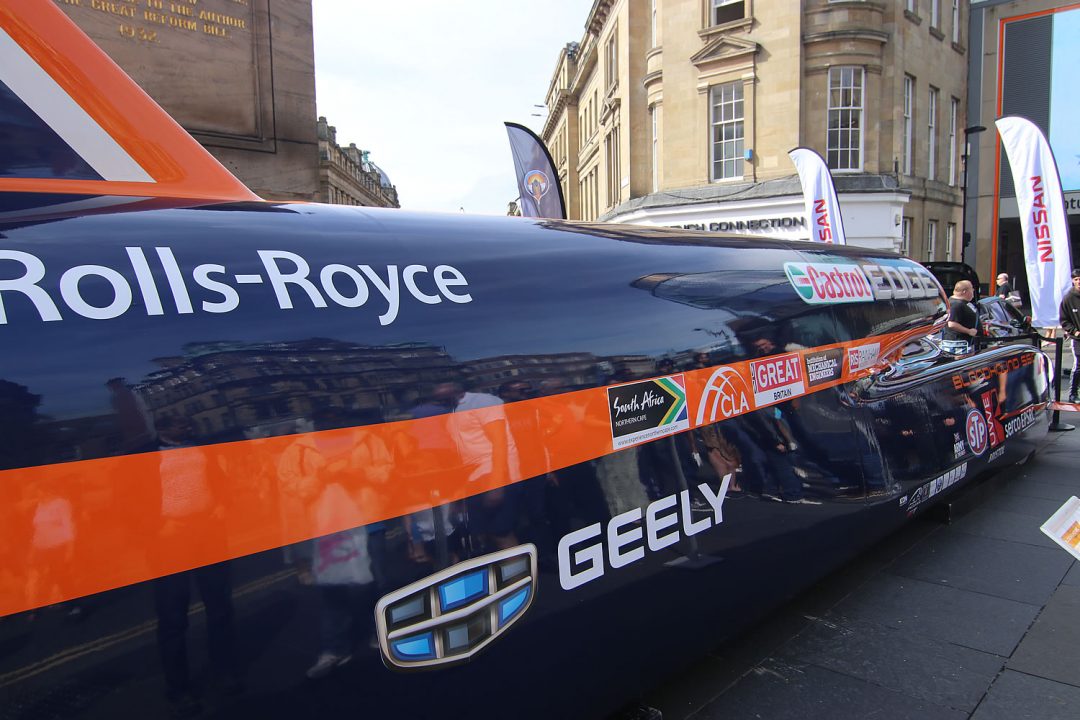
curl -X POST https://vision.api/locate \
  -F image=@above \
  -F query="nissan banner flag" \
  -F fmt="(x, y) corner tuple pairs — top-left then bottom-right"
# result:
(504, 122), (565, 220)
(996, 116), (1074, 328)
(788, 147), (847, 245)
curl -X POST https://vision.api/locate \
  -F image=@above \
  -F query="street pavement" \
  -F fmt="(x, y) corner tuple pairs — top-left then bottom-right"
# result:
(643, 408), (1080, 720)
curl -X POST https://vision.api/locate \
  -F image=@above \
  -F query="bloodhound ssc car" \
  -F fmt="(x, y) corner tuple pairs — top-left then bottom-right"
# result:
(0, 4), (1051, 719)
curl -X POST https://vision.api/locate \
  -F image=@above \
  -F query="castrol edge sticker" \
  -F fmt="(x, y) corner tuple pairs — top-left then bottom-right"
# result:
(784, 262), (873, 304)
(785, 259), (943, 305)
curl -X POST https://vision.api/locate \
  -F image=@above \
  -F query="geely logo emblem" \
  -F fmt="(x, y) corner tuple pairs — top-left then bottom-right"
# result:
(375, 545), (537, 669)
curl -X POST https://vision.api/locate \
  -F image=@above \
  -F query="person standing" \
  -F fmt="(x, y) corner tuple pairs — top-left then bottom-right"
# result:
(942, 280), (979, 354)
(1059, 268), (1080, 403)
(996, 273), (1021, 308)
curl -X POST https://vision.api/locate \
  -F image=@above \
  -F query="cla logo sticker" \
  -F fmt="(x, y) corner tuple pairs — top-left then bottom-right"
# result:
(965, 408), (988, 456)
(524, 170), (550, 201)
(697, 366), (751, 423)
(784, 262), (874, 305)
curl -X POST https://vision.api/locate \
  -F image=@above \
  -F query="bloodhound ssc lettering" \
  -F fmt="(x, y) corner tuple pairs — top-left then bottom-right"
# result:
(951, 354), (1034, 389)
(0, 249), (472, 326)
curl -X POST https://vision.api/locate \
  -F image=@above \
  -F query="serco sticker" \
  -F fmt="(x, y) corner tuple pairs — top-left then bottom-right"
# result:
(749, 352), (805, 407)
(784, 262), (874, 305)
(1004, 407), (1037, 438)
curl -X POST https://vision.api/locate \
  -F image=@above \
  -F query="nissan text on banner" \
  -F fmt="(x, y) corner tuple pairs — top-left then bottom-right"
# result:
(788, 147), (847, 245)
(504, 122), (566, 220)
(996, 116), (1074, 328)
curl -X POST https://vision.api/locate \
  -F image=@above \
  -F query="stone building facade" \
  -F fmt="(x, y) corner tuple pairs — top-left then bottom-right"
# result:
(55, 0), (320, 201)
(317, 118), (400, 207)
(541, 0), (972, 256)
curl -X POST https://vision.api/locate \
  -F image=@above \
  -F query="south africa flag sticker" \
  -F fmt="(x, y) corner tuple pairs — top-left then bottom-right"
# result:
(607, 374), (690, 450)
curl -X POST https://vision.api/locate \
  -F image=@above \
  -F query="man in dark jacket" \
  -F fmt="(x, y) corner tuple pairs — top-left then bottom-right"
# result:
(1060, 268), (1080, 402)
(942, 280), (979, 354)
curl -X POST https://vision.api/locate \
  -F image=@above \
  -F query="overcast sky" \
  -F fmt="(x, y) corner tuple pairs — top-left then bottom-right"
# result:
(311, 1), (594, 215)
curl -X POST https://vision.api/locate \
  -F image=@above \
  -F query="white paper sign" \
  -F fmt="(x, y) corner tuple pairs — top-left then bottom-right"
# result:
(1040, 495), (1080, 562)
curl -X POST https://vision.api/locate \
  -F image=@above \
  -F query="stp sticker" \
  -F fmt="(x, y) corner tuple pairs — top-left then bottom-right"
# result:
(965, 408), (988, 456)
(749, 352), (806, 407)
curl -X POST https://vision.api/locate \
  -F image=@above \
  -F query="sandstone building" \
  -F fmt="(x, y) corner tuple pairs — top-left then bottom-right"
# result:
(56, 0), (320, 201)
(317, 117), (400, 208)
(541, 0), (972, 256)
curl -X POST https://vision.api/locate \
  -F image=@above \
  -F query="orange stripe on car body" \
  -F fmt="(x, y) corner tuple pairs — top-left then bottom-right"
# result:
(0, 328), (934, 618)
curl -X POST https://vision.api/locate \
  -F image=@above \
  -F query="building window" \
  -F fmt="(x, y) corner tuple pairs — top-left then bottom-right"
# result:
(827, 66), (863, 171)
(952, 0), (960, 43)
(903, 75), (914, 175)
(927, 220), (937, 260)
(710, 81), (744, 181)
(930, 0), (940, 28)
(901, 217), (912, 255)
(606, 126), (621, 208)
(927, 87), (938, 181)
(906, 0), (916, 13)
(651, 106), (659, 192)
(605, 30), (618, 89)
(948, 98), (958, 186)
(946, 222), (956, 261)
(711, 0), (745, 26)
(651, 0), (657, 47)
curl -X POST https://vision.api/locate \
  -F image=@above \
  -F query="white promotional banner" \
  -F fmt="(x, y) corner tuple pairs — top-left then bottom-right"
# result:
(996, 116), (1073, 328)
(788, 147), (847, 245)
